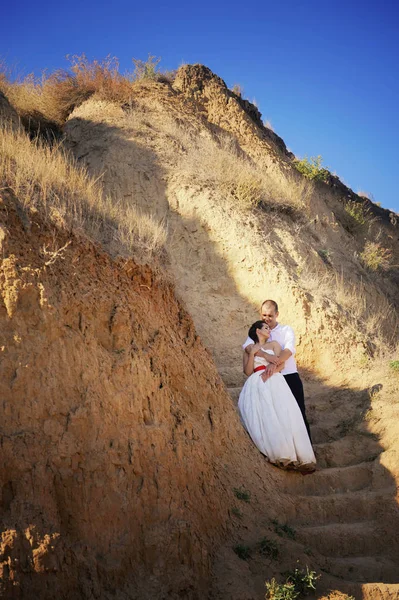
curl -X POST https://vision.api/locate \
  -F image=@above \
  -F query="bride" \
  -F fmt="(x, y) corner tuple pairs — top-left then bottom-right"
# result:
(238, 320), (316, 472)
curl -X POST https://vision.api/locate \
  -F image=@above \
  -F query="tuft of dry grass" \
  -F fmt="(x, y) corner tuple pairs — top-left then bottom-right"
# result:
(263, 120), (275, 132)
(165, 124), (312, 212)
(299, 267), (398, 349)
(0, 124), (166, 262)
(0, 55), (134, 125)
(357, 190), (373, 200)
(0, 54), (174, 129)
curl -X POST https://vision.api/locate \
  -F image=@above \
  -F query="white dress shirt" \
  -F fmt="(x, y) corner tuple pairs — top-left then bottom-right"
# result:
(242, 323), (298, 375)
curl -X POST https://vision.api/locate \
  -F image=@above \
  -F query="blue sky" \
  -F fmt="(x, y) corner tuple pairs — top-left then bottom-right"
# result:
(2, 0), (399, 213)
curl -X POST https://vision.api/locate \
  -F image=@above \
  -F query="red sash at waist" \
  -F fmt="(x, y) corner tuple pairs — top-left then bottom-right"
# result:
(253, 365), (266, 373)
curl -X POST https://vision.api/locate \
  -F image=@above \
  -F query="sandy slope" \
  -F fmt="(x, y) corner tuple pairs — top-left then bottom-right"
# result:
(63, 68), (399, 598)
(1, 65), (399, 599)
(1, 189), (303, 598)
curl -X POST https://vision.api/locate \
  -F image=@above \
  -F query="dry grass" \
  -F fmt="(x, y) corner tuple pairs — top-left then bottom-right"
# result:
(0, 56), (134, 126)
(0, 54), (174, 129)
(263, 119), (275, 132)
(164, 123), (312, 212)
(124, 103), (312, 214)
(357, 190), (373, 200)
(0, 125), (166, 262)
(299, 267), (398, 349)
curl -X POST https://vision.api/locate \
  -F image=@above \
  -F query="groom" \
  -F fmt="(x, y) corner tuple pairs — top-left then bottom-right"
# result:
(243, 299), (311, 441)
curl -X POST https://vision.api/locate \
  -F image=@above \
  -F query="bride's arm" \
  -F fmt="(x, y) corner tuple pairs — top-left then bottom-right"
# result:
(260, 343), (284, 381)
(243, 344), (260, 376)
(271, 342), (286, 373)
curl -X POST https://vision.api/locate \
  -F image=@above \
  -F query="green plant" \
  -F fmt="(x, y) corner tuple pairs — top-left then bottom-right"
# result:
(283, 566), (320, 596)
(390, 360), (399, 372)
(318, 248), (331, 265)
(231, 506), (243, 518)
(272, 520), (296, 540)
(360, 241), (392, 271)
(259, 537), (279, 559)
(294, 155), (330, 182)
(233, 486), (251, 502)
(233, 544), (251, 560)
(265, 578), (299, 600)
(344, 201), (368, 228)
(132, 54), (161, 80)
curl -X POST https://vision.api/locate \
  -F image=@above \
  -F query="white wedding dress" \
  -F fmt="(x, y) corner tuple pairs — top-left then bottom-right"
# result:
(238, 351), (316, 468)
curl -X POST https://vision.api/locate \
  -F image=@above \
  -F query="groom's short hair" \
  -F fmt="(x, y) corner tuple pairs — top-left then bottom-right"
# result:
(261, 299), (278, 312)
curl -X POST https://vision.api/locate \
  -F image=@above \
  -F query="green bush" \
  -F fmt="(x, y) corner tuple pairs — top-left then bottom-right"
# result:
(284, 566), (320, 595)
(233, 486), (251, 502)
(389, 360), (399, 372)
(265, 566), (320, 599)
(344, 201), (368, 227)
(233, 544), (251, 560)
(360, 241), (392, 271)
(259, 537), (279, 559)
(294, 155), (330, 182)
(272, 520), (296, 540)
(132, 54), (162, 80)
(265, 578), (299, 600)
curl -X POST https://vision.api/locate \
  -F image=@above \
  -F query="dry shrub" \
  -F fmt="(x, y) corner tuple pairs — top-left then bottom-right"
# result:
(0, 124), (166, 262)
(0, 55), (134, 125)
(357, 190), (373, 200)
(0, 55), (175, 129)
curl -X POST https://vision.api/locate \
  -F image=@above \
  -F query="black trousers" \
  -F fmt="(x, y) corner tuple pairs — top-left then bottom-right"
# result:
(283, 373), (312, 442)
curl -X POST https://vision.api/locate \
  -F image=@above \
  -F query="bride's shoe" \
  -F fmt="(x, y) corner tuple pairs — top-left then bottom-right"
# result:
(298, 464), (316, 475)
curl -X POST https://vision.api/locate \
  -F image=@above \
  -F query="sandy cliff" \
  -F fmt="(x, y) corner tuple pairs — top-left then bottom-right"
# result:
(1, 63), (399, 599)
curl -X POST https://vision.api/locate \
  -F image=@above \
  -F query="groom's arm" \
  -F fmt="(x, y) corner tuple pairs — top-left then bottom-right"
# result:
(276, 348), (292, 365)
(275, 327), (296, 366)
(244, 344), (274, 362)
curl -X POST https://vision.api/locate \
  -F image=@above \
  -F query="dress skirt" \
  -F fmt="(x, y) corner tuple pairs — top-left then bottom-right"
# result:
(238, 371), (316, 468)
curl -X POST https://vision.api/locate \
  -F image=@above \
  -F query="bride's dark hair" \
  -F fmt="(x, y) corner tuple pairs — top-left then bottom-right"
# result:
(248, 320), (266, 343)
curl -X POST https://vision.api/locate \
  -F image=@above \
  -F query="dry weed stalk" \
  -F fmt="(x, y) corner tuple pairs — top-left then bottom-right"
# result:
(41, 240), (71, 266)
(0, 125), (166, 262)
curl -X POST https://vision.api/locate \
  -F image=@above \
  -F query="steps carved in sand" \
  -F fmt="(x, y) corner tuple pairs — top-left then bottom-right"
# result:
(284, 385), (399, 590)
(226, 376), (399, 593)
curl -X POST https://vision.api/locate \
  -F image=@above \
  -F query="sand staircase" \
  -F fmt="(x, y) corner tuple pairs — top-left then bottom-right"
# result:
(226, 377), (399, 596)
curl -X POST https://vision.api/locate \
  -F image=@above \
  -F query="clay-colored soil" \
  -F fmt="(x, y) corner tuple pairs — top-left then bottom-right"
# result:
(1, 64), (399, 599)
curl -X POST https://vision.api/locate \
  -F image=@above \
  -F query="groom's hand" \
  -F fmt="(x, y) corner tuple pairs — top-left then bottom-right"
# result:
(261, 364), (276, 381)
(264, 354), (279, 365)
